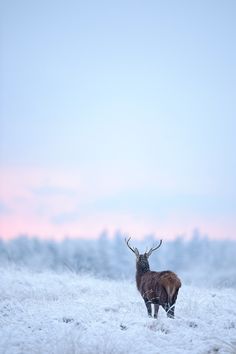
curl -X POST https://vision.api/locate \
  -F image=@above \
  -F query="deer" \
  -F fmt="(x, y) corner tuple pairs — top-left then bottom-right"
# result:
(125, 237), (181, 319)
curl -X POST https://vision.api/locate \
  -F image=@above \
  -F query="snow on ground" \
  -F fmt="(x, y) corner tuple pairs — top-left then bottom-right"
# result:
(0, 268), (236, 354)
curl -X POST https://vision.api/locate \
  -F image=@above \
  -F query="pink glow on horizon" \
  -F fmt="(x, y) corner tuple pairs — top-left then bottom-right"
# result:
(1, 211), (236, 241)
(0, 167), (235, 241)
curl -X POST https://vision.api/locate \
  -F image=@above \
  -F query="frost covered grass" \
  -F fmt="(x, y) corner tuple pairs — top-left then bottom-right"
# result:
(0, 268), (236, 354)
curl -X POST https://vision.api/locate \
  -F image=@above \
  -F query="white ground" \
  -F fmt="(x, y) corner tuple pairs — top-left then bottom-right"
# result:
(0, 268), (236, 354)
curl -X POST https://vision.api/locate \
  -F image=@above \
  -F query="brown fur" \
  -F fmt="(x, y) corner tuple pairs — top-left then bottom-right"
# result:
(137, 270), (181, 306)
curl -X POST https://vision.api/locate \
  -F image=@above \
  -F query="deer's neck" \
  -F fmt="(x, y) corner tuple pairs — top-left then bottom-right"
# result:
(136, 262), (150, 274)
(136, 263), (150, 288)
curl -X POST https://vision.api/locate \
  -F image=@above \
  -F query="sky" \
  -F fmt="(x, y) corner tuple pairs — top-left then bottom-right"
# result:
(1, 0), (236, 240)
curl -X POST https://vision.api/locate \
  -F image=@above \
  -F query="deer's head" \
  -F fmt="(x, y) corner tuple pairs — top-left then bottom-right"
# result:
(125, 237), (162, 273)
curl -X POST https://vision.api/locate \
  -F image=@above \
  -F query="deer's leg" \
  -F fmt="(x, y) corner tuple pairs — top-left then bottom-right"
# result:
(167, 304), (175, 319)
(154, 304), (159, 319)
(162, 303), (175, 318)
(166, 290), (178, 318)
(144, 298), (152, 317)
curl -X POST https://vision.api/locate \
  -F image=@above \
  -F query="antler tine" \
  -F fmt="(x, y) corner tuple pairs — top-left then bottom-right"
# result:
(151, 239), (163, 252)
(146, 239), (163, 257)
(125, 237), (135, 253)
(125, 237), (139, 257)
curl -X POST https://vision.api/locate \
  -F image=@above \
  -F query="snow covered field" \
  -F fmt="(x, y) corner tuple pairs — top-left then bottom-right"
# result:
(1, 267), (236, 354)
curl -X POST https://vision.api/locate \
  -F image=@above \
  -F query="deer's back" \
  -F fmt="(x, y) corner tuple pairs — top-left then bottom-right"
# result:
(138, 270), (181, 304)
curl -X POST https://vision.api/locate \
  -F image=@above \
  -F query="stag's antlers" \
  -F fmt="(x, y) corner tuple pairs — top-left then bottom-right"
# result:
(125, 237), (163, 258)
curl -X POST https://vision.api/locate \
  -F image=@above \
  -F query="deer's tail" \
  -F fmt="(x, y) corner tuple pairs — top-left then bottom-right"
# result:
(164, 284), (177, 307)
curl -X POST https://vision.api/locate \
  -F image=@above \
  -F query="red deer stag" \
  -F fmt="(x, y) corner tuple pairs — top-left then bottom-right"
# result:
(125, 237), (181, 319)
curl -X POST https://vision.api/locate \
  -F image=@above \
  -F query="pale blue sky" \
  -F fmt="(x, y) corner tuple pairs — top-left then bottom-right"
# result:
(1, 0), (236, 239)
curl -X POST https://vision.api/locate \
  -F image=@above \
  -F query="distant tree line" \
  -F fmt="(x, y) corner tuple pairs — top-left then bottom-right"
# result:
(0, 230), (235, 287)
